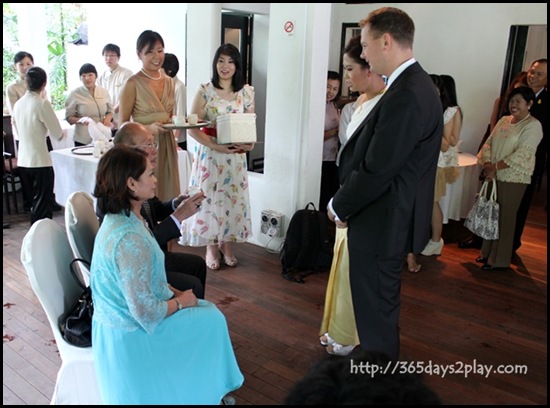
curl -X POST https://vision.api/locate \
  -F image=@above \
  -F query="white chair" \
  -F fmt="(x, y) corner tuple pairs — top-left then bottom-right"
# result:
(65, 191), (99, 286)
(21, 219), (102, 405)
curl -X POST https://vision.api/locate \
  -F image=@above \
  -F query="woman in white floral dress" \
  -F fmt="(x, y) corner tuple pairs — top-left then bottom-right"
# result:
(180, 44), (254, 270)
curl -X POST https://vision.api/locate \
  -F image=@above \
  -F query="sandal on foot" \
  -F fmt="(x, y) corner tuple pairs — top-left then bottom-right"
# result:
(326, 342), (355, 356)
(319, 332), (335, 346)
(206, 253), (220, 270)
(219, 249), (238, 267)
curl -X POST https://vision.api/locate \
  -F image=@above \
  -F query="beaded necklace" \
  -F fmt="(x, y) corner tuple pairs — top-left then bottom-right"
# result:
(140, 69), (162, 81)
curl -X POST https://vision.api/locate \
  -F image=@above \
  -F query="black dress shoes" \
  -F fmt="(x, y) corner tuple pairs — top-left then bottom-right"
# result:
(475, 256), (488, 263)
(459, 235), (483, 249)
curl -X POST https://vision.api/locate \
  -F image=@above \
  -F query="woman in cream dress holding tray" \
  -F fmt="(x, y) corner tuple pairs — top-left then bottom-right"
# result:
(179, 44), (254, 271)
(320, 36), (386, 355)
(119, 30), (179, 201)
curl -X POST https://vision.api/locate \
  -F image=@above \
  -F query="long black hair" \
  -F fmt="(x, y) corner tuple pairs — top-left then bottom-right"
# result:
(211, 43), (245, 92)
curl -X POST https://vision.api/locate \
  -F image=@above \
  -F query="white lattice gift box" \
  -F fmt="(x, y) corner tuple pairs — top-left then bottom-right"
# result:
(216, 113), (257, 144)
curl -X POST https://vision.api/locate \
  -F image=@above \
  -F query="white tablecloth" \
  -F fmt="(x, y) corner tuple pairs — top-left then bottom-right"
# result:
(51, 148), (192, 207)
(440, 152), (481, 223)
(50, 110), (75, 150)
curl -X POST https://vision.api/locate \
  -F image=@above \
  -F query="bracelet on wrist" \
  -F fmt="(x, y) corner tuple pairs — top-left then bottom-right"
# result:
(174, 298), (183, 311)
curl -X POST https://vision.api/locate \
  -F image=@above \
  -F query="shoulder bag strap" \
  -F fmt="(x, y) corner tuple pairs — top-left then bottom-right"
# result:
(69, 258), (91, 290)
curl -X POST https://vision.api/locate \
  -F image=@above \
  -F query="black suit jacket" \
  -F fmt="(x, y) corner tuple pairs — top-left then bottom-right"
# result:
(530, 88), (547, 159)
(97, 196), (179, 252)
(334, 62), (443, 257)
(530, 88), (547, 138)
(143, 196), (180, 251)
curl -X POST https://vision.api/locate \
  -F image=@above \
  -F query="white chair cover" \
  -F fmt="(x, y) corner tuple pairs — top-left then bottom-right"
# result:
(21, 219), (102, 405)
(65, 191), (99, 286)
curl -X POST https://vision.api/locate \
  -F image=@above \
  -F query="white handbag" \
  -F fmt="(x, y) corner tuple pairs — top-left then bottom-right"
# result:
(464, 179), (499, 240)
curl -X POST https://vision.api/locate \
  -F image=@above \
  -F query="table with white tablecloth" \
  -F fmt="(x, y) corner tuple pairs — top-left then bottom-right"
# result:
(440, 152), (481, 224)
(51, 147), (192, 207)
(49, 110), (76, 150)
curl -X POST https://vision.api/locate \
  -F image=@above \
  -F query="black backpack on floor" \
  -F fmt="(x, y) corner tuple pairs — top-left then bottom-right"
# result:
(280, 202), (333, 283)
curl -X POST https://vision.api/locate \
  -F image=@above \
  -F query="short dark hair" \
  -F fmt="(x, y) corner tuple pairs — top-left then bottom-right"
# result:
(530, 58), (547, 66)
(507, 85), (536, 105)
(285, 350), (441, 405)
(327, 70), (342, 102)
(136, 30), (164, 54)
(79, 63), (98, 77)
(14, 51), (34, 64)
(94, 145), (149, 216)
(360, 7), (415, 48)
(211, 43), (245, 92)
(162, 53), (179, 78)
(102, 43), (121, 57)
(26, 67), (47, 92)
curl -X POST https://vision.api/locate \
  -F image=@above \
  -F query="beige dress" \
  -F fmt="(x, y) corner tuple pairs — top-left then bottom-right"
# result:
(131, 75), (179, 201)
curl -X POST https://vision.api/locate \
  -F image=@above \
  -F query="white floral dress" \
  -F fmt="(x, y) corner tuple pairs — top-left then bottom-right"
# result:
(179, 82), (254, 246)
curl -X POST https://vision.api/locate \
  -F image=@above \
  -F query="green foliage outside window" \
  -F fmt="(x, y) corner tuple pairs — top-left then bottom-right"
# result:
(2, 3), (86, 112)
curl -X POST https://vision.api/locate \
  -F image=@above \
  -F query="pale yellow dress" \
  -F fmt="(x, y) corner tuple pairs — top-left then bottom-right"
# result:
(319, 227), (359, 346)
(131, 75), (179, 201)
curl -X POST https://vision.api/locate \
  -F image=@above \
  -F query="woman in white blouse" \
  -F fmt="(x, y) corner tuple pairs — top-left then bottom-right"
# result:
(65, 63), (113, 146)
(477, 86), (542, 270)
(12, 67), (63, 225)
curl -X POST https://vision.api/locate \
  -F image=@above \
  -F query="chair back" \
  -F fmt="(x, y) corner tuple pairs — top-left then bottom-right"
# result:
(65, 191), (99, 286)
(21, 219), (83, 350)
(21, 219), (102, 404)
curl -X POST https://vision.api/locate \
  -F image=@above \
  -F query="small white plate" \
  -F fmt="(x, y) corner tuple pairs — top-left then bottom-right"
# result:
(71, 146), (95, 156)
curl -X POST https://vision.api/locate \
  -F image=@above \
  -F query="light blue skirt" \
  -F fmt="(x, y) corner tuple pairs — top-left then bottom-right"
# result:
(93, 300), (243, 404)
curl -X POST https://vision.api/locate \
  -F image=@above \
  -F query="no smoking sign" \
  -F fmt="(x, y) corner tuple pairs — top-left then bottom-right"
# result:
(284, 20), (295, 36)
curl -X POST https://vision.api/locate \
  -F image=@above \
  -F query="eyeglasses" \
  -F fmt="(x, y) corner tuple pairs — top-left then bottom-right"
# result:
(136, 142), (159, 151)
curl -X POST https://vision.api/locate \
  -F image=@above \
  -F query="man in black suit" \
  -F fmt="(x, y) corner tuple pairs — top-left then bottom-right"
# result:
(113, 122), (207, 298)
(328, 7), (442, 360)
(513, 58), (547, 253)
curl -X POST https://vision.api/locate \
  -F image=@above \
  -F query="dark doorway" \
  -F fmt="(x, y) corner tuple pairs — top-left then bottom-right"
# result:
(221, 12), (253, 84)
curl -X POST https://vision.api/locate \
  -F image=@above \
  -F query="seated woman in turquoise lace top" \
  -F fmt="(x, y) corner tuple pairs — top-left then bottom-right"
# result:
(91, 145), (243, 404)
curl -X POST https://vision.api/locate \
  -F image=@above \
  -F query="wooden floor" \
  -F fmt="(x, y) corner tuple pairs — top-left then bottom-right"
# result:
(3, 184), (547, 405)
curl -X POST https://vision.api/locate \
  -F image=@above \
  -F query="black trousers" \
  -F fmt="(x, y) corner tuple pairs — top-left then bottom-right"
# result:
(320, 161), (339, 213)
(164, 251), (207, 299)
(348, 247), (403, 360)
(18, 166), (54, 225)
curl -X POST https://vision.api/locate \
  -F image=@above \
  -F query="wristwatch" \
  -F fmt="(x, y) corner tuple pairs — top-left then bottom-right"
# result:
(174, 298), (183, 311)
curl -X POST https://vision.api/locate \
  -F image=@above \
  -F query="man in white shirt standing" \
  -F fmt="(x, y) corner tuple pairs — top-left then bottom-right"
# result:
(97, 44), (133, 130)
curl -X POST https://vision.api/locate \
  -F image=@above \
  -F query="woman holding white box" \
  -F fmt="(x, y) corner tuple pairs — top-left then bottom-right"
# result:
(179, 44), (255, 270)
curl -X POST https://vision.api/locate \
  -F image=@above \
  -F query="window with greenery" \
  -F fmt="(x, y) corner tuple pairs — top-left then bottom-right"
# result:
(3, 3), (87, 112)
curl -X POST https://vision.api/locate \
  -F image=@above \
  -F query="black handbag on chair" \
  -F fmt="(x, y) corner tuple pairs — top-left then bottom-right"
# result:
(60, 258), (93, 348)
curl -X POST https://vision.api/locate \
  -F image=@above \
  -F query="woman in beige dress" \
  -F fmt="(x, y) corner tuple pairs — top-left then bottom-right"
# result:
(119, 30), (179, 201)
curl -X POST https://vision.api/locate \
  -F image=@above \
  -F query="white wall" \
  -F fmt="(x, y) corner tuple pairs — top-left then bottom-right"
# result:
(16, 3), (547, 249)
(78, 4), (188, 91)
(330, 3), (547, 155)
